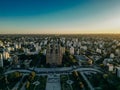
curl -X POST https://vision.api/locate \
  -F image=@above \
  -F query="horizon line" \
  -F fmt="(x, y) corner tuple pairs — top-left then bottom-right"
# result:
(0, 33), (120, 35)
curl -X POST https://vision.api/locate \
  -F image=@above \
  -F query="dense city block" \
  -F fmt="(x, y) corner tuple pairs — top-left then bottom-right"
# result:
(0, 34), (120, 90)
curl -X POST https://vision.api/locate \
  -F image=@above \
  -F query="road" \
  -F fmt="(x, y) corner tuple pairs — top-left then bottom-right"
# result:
(20, 82), (26, 90)
(5, 66), (102, 90)
(5, 66), (102, 75)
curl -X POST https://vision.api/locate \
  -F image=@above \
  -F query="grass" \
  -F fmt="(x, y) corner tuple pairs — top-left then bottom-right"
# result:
(60, 75), (72, 90)
(84, 72), (114, 90)
(28, 76), (47, 90)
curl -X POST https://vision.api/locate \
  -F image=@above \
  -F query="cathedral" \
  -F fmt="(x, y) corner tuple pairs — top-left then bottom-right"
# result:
(46, 41), (63, 65)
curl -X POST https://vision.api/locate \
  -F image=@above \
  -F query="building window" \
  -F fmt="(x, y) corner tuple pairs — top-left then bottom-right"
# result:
(50, 49), (53, 53)
(56, 49), (58, 54)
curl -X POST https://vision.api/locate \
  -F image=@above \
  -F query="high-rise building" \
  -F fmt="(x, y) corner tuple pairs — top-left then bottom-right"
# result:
(0, 54), (3, 67)
(70, 46), (74, 55)
(46, 42), (63, 65)
(116, 67), (120, 78)
(3, 51), (10, 60)
(0, 41), (3, 46)
(61, 47), (65, 54)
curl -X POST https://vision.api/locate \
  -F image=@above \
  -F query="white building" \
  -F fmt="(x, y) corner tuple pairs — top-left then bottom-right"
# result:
(96, 48), (101, 54)
(6, 47), (11, 53)
(110, 53), (115, 58)
(76, 49), (80, 55)
(11, 47), (15, 51)
(43, 49), (47, 55)
(78, 42), (81, 47)
(0, 41), (3, 46)
(70, 47), (74, 55)
(103, 58), (113, 65)
(18, 43), (21, 49)
(115, 49), (120, 56)
(81, 46), (87, 51)
(14, 43), (18, 49)
(3, 51), (10, 60)
(99, 44), (103, 48)
(35, 45), (41, 52)
(44, 40), (47, 45)
(24, 48), (30, 54)
(107, 64), (114, 72)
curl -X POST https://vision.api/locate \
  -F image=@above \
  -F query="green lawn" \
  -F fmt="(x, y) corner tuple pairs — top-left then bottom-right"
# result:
(28, 76), (47, 90)
(60, 75), (72, 90)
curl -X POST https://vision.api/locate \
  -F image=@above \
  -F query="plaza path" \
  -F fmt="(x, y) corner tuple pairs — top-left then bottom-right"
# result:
(46, 74), (61, 90)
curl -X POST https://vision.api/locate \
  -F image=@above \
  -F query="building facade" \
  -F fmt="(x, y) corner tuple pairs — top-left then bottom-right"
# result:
(0, 54), (3, 67)
(46, 43), (63, 65)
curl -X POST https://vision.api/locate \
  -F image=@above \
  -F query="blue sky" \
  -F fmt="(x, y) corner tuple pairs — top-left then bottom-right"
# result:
(0, 0), (120, 34)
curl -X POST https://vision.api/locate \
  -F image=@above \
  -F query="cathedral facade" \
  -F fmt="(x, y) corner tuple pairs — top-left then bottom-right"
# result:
(46, 42), (62, 65)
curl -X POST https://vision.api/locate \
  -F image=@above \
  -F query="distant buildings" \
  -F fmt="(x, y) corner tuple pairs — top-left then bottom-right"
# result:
(46, 42), (63, 65)
(75, 55), (92, 65)
(103, 58), (113, 66)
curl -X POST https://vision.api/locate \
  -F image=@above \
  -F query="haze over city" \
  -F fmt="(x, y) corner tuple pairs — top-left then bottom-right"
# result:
(0, 0), (120, 34)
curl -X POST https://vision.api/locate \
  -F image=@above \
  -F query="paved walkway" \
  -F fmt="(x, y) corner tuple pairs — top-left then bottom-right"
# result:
(12, 75), (25, 90)
(20, 82), (26, 90)
(46, 74), (61, 90)
(80, 72), (94, 90)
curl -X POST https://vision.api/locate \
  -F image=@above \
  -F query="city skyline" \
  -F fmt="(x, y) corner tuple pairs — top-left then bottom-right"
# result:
(0, 0), (120, 34)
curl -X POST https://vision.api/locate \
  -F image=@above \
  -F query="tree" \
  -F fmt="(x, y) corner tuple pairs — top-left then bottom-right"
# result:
(72, 71), (79, 77)
(25, 81), (30, 89)
(79, 82), (84, 89)
(14, 71), (22, 78)
(0, 67), (4, 75)
(28, 71), (36, 81)
(10, 71), (22, 79)
(117, 84), (120, 90)
(69, 55), (73, 59)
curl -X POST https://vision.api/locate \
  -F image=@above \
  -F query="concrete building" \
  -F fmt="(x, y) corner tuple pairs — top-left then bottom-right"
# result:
(43, 49), (47, 55)
(96, 48), (102, 54)
(103, 58), (113, 66)
(14, 43), (18, 49)
(116, 67), (120, 78)
(61, 47), (65, 54)
(70, 46), (74, 55)
(0, 41), (3, 46)
(107, 64), (114, 72)
(46, 42), (63, 65)
(110, 53), (115, 58)
(3, 51), (10, 60)
(0, 54), (3, 67)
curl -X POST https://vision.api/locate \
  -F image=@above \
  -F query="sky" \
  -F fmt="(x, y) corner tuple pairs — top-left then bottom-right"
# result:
(0, 0), (120, 34)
